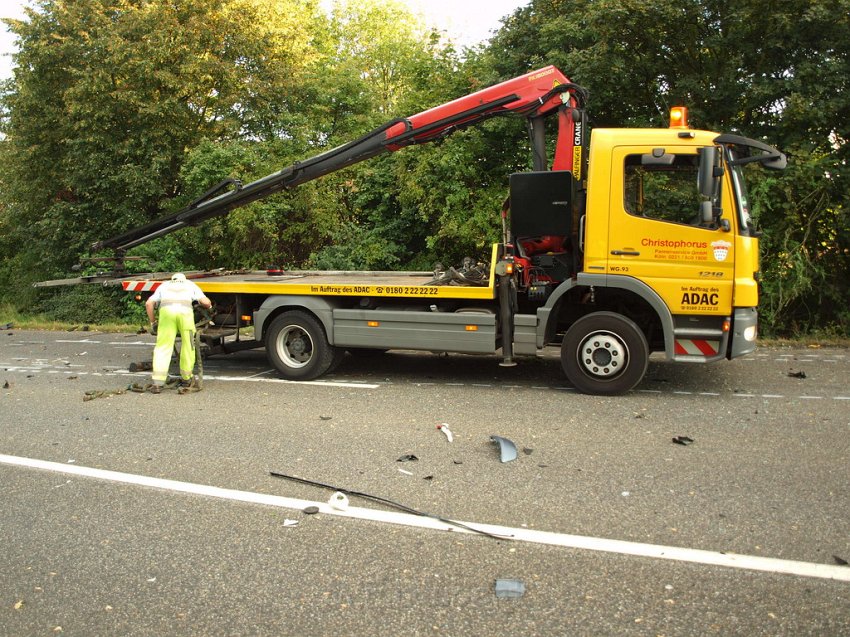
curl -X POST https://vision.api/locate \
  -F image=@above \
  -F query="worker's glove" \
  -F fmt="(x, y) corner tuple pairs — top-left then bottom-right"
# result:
(150, 321), (158, 336)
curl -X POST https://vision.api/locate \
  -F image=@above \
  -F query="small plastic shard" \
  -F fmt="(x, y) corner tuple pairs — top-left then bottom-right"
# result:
(495, 579), (526, 598)
(834, 555), (849, 566)
(672, 436), (694, 446)
(319, 415), (332, 421)
(788, 370), (807, 379)
(302, 505), (320, 514)
(283, 519), (299, 527)
(328, 491), (349, 511)
(398, 468), (413, 476)
(437, 423), (453, 442)
(490, 435), (518, 463)
(522, 447), (534, 455)
(397, 454), (419, 462)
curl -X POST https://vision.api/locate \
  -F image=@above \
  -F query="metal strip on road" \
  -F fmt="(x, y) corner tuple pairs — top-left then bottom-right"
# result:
(1, 454), (848, 583)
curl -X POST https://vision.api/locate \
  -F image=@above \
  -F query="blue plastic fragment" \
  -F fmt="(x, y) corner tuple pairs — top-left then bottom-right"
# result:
(490, 435), (518, 463)
(495, 578), (526, 598)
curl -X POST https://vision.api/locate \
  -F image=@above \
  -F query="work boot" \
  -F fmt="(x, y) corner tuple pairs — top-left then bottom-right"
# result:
(178, 376), (202, 392)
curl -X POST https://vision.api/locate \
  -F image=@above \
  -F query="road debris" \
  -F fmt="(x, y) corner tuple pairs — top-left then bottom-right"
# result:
(490, 435), (518, 462)
(0, 322), (13, 330)
(787, 370), (807, 379)
(84, 387), (127, 401)
(328, 491), (350, 511)
(270, 470), (512, 540)
(302, 506), (320, 514)
(282, 519), (299, 527)
(397, 454), (419, 462)
(834, 555), (849, 566)
(672, 436), (694, 446)
(437, 423), (453, 442)
(3, 381), (9, 389)
(398, 468), (413, 476)
(495, 579), (526, 598)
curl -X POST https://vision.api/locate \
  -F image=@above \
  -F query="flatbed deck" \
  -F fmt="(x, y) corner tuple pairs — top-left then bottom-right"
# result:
(120, 246), (498, 301)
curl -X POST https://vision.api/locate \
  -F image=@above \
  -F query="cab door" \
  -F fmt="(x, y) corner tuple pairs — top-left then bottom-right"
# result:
(607, 145), (736, 317)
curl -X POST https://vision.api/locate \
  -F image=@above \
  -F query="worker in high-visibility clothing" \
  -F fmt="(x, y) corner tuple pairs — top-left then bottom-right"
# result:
(145, 273), (212, 393)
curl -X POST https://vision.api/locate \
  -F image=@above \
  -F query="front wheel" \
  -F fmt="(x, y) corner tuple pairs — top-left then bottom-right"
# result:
(266, 310), (339, 380)
(561, 312), (648, 395)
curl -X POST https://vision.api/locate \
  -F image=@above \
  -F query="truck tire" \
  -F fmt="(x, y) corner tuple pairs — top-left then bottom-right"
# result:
(266, 310), (339, 381)
(561, 312), (648, 395)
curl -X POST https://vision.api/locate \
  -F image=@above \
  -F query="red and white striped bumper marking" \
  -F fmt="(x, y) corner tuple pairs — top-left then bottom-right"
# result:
(122, 281), (162, 293)
(675, 339), (719, 356)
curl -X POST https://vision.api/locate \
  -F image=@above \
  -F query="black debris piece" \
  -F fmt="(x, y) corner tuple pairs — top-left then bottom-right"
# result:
(423, 475), (434, 481)
(788, 370), (807, 379)
(302, 506), (320, 515)
(834, 555), (849, 566)
(3, 381), (9, 389)
(453, 460), (463, 465)
(319, 415), (332, 421)
(672, 436), (694, 446)
(397, 454), (419, 462)
(495, 579), (526, 598)
(522, 447), (534, 455)
(490, 435), (518, 463)
(270, 471), (511, 540)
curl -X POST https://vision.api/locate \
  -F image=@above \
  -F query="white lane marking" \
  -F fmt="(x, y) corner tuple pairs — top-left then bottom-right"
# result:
(2, 362), (848, 399)
(1, 454), (847, 583)
(187, 374), (379, 389)
(108, 341), (154, 346)
(245, 369), (275, 379)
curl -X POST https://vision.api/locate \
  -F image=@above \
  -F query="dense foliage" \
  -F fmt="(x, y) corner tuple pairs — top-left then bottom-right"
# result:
(0, 0), (847, 336)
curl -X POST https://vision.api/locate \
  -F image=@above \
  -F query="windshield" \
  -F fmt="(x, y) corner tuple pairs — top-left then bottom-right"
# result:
(727, 154), (754, 235)
(715, 134), (785, 237)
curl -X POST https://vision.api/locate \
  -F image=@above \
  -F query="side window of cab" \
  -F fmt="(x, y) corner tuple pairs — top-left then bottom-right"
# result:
(624, 153), (706, 226)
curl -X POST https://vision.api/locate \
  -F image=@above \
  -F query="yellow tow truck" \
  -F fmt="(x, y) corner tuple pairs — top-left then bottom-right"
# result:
(66, 66), (785, 394)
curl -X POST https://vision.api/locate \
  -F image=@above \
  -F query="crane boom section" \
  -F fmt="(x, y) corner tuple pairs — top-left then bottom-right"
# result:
(93, 66), (583, 254)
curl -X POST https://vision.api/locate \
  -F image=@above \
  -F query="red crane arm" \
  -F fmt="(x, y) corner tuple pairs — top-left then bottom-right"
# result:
(94, 66), (587, 253)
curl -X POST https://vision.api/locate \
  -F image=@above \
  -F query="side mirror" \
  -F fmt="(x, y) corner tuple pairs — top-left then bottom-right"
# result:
(697, 146), (718, 198)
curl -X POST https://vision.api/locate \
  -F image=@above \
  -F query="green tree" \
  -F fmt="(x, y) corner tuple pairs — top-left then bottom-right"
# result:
(0, 0), (318, 298)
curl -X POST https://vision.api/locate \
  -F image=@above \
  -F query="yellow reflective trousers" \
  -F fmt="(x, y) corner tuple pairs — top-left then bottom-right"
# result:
(152, 306), (196, 384)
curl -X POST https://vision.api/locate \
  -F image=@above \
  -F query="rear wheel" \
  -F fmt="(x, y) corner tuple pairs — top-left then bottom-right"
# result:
(561, 312), (648, 395)
(266, 310), (339, 380)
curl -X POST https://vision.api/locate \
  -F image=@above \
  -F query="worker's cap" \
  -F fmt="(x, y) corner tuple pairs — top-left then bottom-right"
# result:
(171, 272), (187, 283)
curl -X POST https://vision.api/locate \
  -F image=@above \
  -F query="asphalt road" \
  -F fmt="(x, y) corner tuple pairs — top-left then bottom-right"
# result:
(1, 329), (848, 636)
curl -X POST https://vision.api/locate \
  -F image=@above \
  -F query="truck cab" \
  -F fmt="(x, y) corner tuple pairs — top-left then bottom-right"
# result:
(514, 121), (783, 393)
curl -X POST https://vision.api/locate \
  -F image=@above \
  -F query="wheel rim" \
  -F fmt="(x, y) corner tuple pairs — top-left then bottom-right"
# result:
(278, 325), (313, 368)
(576, 330), (628, 379)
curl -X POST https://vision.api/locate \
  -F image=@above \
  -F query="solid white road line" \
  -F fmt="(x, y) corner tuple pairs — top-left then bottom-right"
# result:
(1, 454), (848, 582)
